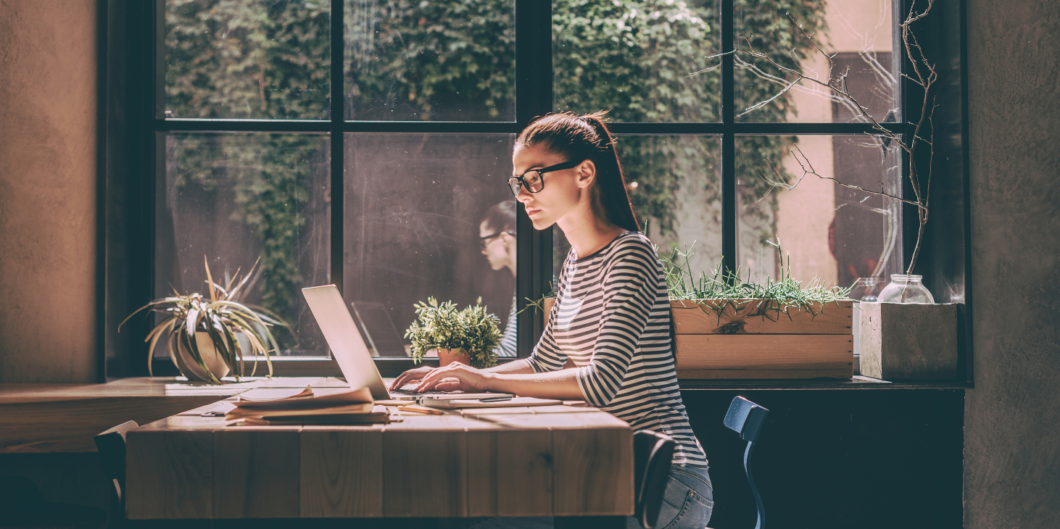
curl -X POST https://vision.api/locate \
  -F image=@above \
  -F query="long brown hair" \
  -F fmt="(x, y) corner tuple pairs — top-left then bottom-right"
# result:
(515, 111), (640, 233)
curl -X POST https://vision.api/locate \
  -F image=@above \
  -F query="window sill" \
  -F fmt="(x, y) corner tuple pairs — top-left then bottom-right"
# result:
(678, 376), (972, 391)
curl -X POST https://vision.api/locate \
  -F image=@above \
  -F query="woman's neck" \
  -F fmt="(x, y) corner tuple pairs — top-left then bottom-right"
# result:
(556, 203), (627, 259)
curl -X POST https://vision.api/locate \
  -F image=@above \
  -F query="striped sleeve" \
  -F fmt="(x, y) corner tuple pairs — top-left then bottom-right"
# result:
(574, 241), (658, 407)
(494, 296), (518, 358)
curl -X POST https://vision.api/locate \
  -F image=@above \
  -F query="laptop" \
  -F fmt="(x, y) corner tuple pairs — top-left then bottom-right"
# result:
(302, 285), (511, 401)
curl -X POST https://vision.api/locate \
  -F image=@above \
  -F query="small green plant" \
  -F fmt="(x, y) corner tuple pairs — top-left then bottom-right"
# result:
(119, 257), (288, 384)
(405, 297), (503, 369)
(517, 282), (557, 316)
(662, 239), (851, 324)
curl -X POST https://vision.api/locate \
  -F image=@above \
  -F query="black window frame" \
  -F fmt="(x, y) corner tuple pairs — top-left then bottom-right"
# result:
(101, 0), (972, 384)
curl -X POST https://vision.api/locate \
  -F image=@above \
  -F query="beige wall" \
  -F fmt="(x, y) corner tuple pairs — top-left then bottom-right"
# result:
(0, 0), (99, 383)
(772, 0), (893, 285)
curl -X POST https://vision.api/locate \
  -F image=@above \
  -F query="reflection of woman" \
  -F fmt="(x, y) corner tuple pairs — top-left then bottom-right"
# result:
(392, 112), (712, 529)
(478, 201), (518, 358)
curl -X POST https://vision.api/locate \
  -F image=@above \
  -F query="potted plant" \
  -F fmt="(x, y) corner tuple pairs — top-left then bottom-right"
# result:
(120, 258), (287, 384)
(405, 297), (503, 369)
(662, 241), (854, 379)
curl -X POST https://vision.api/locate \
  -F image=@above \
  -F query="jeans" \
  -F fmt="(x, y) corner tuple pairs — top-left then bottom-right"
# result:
(638, 464), (714, 529)
(444, 464), (713, 529)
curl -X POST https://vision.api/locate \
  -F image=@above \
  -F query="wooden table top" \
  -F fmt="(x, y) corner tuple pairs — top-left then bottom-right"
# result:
(126, 395), (634, 520)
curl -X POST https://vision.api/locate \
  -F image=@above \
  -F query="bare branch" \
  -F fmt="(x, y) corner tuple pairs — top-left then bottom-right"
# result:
(782, 145), (926, 211)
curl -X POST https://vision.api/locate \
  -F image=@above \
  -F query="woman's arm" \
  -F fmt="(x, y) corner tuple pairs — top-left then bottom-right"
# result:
(412, 362), (583, 399)
(388, 356), (536, 391)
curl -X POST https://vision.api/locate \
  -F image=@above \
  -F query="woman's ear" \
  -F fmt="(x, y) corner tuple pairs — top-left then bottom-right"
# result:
(575, 159), (597, 189)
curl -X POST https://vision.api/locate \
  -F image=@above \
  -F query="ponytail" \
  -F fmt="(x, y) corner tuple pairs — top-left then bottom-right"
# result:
(516, 111), (640, 233)
(578, 113), (640, 233)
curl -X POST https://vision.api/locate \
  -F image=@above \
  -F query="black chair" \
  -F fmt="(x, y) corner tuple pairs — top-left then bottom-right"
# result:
(633, 430), (677, 529)
(0, 475), (107, 529)
(724, 396), (770, 529)
(93, 421), (138, 528)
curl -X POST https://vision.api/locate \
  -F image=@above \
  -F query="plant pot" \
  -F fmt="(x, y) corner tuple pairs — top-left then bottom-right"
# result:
(175, 332), (231, 383)
(436, 348), (471, 367)
(670, 299), (853, 379)
(857, 302), (959, 380)
(543, 297), (556, 318)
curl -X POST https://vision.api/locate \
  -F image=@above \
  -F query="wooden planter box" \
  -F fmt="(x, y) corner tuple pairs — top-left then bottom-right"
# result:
(542, 297), (852, 379)
(671, 299), (853, 379)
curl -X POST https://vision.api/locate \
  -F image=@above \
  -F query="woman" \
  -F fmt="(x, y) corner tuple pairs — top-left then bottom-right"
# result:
(479, 201), (518, 358)
(391, 112), (713, 529)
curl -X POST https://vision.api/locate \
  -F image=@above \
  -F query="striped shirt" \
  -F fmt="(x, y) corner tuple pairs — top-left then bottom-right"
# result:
(527, 231), (708, 467)
(495, 296), (518, 358)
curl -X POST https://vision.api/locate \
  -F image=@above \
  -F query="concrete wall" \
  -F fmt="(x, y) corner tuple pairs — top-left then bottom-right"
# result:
(0, 0), (99, 383)
(965, 0), (1060, 527)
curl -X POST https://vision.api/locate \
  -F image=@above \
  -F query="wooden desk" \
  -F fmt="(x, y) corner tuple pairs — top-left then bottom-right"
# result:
(0, 377), (344, 453)
(125, 399), (634, 524)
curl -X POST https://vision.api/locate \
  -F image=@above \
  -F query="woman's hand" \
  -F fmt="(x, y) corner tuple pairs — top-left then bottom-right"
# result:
(388, 365), (436, 392)
(414, 363), (492, 393)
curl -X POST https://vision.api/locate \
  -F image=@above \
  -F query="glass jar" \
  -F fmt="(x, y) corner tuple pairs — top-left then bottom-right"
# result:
(849, 277), (885, 302)
(877, 274), (935, 304)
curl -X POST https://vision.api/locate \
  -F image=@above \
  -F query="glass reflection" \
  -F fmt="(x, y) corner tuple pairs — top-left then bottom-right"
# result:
(165, 0), (331, 119)
(553, 0), (721, 122)
(737, 135), (903, 289)
(735, 0), (897, 123)
(345, 1), (516, 121)
(344, 134), (517, 358)
(156, 133), (332, 357)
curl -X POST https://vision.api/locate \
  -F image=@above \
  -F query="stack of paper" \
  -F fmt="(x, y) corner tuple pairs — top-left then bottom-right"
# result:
(225, 386), (390, 425)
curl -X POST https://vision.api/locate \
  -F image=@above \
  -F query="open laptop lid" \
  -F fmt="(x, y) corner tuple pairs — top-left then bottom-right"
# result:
(302, 285), (391, 401)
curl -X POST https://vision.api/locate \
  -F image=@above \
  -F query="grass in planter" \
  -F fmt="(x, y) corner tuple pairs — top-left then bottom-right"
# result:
(662, 239), (851, 325)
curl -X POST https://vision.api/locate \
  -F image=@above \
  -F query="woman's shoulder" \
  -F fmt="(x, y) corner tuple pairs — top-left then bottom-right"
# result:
(605, 231), (659, 262)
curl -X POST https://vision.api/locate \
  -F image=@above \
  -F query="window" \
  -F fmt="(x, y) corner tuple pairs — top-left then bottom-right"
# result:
(140, 0), (922, 373)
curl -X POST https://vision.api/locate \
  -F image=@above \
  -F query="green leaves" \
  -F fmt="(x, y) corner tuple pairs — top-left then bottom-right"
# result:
(661, 238), (851, 320)
(404, 297), (502, 369)
(121, 257), (289, 384)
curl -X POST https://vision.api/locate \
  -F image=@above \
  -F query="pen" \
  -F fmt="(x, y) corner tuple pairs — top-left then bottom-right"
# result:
(478, 396), (513, 403)
(398, 404), (445, 415)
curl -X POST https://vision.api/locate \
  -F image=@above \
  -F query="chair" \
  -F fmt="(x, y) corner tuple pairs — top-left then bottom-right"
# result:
(633, 430), (677, 529)
(93, 421), (138, 528)
(723, 396), (770, 529)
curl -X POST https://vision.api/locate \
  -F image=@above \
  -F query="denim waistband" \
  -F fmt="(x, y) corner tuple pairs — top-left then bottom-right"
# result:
(670, 463), (713, 492)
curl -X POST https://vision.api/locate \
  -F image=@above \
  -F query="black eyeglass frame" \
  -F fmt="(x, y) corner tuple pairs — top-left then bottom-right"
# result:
(479, 230), (516, 248)
(507, 159), (584, 196)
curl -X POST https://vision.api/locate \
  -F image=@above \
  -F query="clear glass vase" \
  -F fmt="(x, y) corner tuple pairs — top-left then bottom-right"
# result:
(877, 274), (935, 304)
(849, 277), (886, 302)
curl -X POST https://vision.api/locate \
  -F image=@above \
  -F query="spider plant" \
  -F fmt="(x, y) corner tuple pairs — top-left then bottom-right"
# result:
(119, 257), (288, 384)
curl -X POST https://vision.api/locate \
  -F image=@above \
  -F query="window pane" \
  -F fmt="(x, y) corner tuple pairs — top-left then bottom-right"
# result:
(553, 136), (723, 284)
(737, 135), (903, 290)
(156, 134), (331, 357)
(344, 134), (517, 358)
(344, 1), (516, 121)
(553, 0), (721, 122)
(165, 0), (331, 120)
(735, 0), (897, 123)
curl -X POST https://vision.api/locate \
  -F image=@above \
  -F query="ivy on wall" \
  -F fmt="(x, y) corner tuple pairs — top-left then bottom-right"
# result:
(164, 0), (825, 336)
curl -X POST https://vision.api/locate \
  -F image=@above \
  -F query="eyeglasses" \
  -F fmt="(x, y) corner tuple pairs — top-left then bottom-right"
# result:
(479, 230), (515, 249)
(507, 159), (583, 196)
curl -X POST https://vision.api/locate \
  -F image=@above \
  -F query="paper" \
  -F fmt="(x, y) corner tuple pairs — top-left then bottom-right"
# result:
(232, 386), (373, 410)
